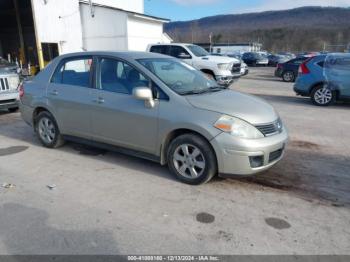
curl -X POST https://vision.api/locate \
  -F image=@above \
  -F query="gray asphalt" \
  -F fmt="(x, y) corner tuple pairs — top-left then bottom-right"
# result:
(0, 67), (349, 255)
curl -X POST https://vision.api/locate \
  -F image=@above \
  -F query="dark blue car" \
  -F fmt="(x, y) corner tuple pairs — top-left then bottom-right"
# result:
(275, 57), (309, 82)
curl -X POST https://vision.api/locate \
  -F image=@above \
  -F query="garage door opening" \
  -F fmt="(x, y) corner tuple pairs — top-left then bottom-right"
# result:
(0, 0), (38, 75)
(42, 42), (59, 66)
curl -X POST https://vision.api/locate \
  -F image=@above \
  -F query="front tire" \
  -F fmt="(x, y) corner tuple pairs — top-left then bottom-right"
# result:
(311, 84), (336, 106)
(167, 134), (217, 185)
(35, 111), (65, 148)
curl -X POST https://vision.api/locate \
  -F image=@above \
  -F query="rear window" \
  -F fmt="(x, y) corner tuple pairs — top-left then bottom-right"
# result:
(150, 45), (169, 55)
(51, 57), (92, 88)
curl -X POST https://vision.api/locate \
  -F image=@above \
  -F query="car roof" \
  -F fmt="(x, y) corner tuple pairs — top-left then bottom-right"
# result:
(149, 43), (194, 46)
(57, 51), (172, 60)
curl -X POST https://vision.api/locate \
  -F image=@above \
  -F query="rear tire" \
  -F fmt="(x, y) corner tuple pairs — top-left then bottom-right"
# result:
(35, 111), (65, 148)
(167, 134), (217, 185)
(282, 71), (295, 82)
(311, 84), (336, 106)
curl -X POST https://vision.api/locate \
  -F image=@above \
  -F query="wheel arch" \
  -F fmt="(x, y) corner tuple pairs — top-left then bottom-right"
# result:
(160, 128), (218, 166)
(200, 69), (216, 78)
(32, 106), (55, 127)
(310, 81), (340, 98)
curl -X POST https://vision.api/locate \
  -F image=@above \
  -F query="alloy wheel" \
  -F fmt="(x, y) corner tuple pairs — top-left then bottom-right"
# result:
(283, 72), (294, 82)
(314, 87), (333, 105)
(173, 144), (206, 179)
(38, 117), (56, 144)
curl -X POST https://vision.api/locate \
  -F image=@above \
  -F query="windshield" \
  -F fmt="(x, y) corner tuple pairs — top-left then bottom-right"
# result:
(0, 57), (11, 66)
(138, 58), (225, 95)
(186, 45), (209, 57)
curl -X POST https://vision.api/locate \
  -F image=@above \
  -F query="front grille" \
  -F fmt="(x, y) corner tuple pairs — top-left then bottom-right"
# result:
(269, 148), (284, 163)
(0, 99), (16, 105)
(255, 119), (283, 137)
(231, 63), (241, 73)
(0, 77), (10, 92)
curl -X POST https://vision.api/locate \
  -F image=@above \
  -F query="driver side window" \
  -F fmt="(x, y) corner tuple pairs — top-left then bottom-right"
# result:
(97, 58), (150, 95)
(170, 46), (191, 59)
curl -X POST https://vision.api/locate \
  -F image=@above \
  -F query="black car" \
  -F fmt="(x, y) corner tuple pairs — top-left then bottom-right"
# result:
(274, 57), (308, 82)
(241, 52), (269, 66)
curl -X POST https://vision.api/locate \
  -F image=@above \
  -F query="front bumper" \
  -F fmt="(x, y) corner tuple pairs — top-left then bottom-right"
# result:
(211, 128), (288, 176)
(216, 74), (240, 86)
(0, 91), (19, 110)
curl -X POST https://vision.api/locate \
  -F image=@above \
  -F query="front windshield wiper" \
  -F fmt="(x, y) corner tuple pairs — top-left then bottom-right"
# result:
(179, 89), (208, 96)
(180, 86), (228, 96)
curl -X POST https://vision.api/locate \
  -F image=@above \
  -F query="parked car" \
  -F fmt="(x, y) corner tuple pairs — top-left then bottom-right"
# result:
(240, 62), (249, 76)
(0, 57), (20, 112)
(147, 43), (241, 86)
(277, 52), (296, 60)
(20, 51), (288, 185)
(267, 54), (289, 67)
(242, 52), (269, 66)
(211, 53), (249, 76)
(294, 53), (350, 106)
(275, 57), (309, 82)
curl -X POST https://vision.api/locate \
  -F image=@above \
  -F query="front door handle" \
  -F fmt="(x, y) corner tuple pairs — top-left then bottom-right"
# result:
(50, 90), (58, 96)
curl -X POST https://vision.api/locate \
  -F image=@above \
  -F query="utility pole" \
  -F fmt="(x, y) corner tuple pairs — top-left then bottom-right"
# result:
(209, 32), (212, 53)
(13, 0), (26, 63)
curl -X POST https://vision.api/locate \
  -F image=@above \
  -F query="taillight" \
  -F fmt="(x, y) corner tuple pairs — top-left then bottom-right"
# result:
(299, 58), (313, 74)
(18, 83), (24, 98)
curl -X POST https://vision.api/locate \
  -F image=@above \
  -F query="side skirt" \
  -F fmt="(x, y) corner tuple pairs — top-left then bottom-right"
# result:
(63, 135), (161, 163)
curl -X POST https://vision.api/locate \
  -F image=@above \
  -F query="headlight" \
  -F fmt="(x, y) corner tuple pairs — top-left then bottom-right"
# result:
(217, 63), (231, 70)
(214, 115), (264, 139)
(7, 75), (20, 89)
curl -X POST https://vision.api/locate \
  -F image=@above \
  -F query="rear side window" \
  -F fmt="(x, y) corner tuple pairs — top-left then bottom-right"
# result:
(150, 45), (168, 55)
(51, 57), (92, 88)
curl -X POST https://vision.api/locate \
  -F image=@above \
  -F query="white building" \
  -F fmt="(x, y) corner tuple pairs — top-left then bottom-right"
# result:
(212, 43), (262, 54)
(0, 0), (171, 71)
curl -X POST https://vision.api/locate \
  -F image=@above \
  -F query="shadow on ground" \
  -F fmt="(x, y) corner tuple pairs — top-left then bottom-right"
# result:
(0, 203), (118, 254)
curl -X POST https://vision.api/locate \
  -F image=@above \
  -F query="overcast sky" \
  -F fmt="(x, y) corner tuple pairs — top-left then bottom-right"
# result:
(145, 0), (350, 21)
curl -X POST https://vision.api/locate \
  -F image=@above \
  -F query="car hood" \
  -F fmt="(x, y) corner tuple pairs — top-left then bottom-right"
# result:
(186, 90), (277, 125)
(201, 55), (240, 64)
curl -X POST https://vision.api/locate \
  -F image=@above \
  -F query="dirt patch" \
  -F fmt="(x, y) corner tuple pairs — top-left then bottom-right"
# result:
(235, 144), (350, 207)
(265, 217), (291, 230)
(196, 212), (215, 224)
(289, 140), (320, 150)
(0, 146), (29, 157)
(217, 230), (233, 241)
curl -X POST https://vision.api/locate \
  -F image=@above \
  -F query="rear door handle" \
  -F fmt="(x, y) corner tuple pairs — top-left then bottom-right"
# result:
(50, 90), (58, 96)
(94, 97), (105, 104)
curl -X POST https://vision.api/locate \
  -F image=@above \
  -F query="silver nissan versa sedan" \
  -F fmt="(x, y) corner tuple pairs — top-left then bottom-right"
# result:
(20, 51), (288, 185)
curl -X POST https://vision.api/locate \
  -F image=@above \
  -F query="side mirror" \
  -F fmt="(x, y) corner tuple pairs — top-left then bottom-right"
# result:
(178, 53), (191, 59)
(133, 87), (155, 108)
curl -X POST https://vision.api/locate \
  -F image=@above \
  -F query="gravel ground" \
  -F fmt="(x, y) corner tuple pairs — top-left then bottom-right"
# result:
(0, 67), (349, 255)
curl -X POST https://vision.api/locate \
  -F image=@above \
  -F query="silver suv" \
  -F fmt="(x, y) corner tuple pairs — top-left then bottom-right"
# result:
(0, 57), (20, 112)
(20, 51), (288, 185)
